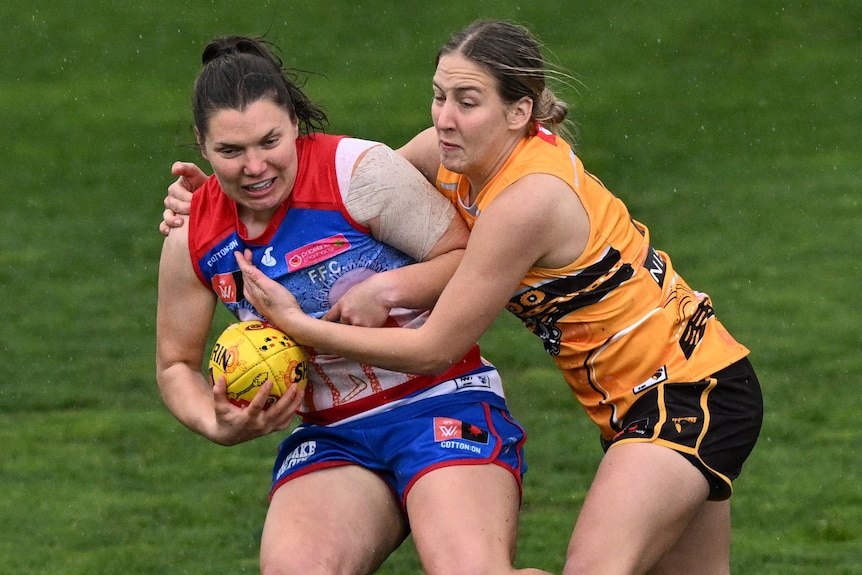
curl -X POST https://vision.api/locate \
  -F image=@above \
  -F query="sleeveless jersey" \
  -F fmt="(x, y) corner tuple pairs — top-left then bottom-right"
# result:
(436, 126), (749, 439)
(189, 134), (489, 425)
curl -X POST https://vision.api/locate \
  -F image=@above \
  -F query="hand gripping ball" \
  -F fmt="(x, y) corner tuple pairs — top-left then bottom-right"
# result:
(208, 320), (309, 408)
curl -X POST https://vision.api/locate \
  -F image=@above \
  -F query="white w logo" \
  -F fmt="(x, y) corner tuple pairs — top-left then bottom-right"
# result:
(437, 425), (459, 438)
(218, 284), (235, 300)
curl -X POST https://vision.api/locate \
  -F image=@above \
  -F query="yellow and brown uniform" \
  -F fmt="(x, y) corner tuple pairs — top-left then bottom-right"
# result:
(436, 126), (750, 441)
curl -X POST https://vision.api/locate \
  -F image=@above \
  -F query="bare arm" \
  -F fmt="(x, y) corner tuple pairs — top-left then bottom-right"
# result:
(238, 174), (586, 374)
(396, 127), (440, 184)
(323, 142), (468, 325)
(321, 222), (466, 325)
(155, 221), (300, 444)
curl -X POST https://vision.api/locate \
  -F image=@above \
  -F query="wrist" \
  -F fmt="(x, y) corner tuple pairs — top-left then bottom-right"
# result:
(364, 271), (401, 310)
(280, 307), (315, 342)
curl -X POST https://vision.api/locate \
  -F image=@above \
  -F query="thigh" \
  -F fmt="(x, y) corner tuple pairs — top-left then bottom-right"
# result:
(260, 465), (407, 575)
(563, 442), (713, 575)
(647, 499), (731, 575)
(406, 463), (523, 575)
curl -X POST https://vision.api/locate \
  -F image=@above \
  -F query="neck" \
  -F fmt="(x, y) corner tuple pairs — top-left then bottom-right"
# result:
(466, 134), (525, 201)
(238, 206), (277, 240)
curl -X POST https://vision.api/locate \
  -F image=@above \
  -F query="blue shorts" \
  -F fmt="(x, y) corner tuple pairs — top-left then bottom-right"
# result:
(271, 391), (527, 507)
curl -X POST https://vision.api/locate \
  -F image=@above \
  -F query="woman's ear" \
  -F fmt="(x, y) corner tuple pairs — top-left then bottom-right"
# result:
(194, 126), (208, 159)
(507, 97), (533, 131)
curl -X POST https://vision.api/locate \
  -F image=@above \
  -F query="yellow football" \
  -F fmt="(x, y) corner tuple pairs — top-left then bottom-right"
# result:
(208, 320), (308, 408)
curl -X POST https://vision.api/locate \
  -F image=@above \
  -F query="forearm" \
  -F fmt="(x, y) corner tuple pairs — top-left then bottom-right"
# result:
(276, 307), (454, 374)
(367, 249), (464, 311)
(156, 362), (217, 438)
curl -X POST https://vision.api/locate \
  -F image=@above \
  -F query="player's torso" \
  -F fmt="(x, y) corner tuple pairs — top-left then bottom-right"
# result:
(438, 129), (749, 437)
(190, 135), (465, 424)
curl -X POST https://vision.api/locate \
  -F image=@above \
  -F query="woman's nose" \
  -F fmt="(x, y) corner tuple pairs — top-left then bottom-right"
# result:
(243, 149), (266, 175)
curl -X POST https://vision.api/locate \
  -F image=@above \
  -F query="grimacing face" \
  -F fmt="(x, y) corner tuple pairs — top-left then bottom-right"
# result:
(431, 53), (532, 194)
(199, 98), (301, 227)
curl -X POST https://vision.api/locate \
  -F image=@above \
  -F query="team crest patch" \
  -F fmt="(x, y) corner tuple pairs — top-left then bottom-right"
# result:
(433, 417), (489, 444)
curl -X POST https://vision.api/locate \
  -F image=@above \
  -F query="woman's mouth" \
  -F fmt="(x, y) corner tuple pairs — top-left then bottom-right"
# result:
(439, 140), (461, 153)
(243, 178), (276, 194)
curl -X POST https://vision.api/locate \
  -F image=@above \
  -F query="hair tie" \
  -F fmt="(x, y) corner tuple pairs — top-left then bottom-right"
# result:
(201, 43), (238, 64)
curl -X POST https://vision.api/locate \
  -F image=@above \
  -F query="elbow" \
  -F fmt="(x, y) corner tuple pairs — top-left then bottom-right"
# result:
(411, 348), (466, 376)
(369, 329), (470, 376)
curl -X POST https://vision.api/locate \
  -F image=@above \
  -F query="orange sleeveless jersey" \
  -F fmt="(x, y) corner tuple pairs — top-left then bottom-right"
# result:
(436, 126), (749, 439)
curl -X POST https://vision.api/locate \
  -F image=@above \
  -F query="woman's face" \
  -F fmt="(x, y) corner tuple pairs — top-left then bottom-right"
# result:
(199, 98), (300, 220)
(431, 53), (530, 191)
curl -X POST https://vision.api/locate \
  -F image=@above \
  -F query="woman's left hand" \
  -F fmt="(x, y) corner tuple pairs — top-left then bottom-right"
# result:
(235, 249), (303, 326)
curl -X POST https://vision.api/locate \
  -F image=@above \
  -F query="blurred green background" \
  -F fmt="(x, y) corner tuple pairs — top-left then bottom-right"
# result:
(1, 1), (859, 573)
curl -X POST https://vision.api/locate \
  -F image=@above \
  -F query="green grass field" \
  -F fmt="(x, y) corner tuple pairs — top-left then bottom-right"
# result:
(1, 1), (860, 573)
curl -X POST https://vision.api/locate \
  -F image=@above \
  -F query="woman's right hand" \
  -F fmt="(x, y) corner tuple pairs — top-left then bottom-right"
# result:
(210, 375), (302, 446)
(159, 161), (208, 236)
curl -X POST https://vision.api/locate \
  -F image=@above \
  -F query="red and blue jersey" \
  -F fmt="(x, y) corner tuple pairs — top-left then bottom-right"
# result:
(190, 134), (492, 424)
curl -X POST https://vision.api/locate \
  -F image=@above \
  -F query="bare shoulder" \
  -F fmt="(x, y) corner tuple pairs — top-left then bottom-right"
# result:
(396, 127), (439, 183)
(159, 215), (193, 275)
(484, 174), (589, 269)
(486, 174), (574, 222)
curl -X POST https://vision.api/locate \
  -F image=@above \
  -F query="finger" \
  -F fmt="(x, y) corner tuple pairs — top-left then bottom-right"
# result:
(247, 379), (275, 413)
(169, 178), (194, 199)
(211, 375), (234, 412)
(234, 249), (251, 271)
(267, 385), (302, 430)
(171, 161), (194, 177)
(235, 250), (262, 281)
(266, 385), (294, 417)
(320, 310), (337, 322)
(274, 383), (301, 411)
(321, 304), (341, 323)
(167, 182), (194, 205)
(171, 161), (208, 189)
(284, 383), (303, 412)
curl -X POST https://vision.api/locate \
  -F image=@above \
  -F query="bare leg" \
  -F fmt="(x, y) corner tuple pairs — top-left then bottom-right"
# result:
(260, 465), (406, 575)
(562, 442), (719, 575)
(406, 463), (553, 575)
(647, 500), (731, 575)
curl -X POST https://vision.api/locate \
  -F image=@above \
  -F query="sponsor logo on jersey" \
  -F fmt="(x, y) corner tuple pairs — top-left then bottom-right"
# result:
(633, 365), (668, 394)
(454, 373), (492, 390)
(285, 233), (351, 272)
(433, 417), (489, 444)
(277, 440), (317, 476)
(612, 417), (650, 441)
(205, 238), (240, 268)
(645, 245), (667, 288)
(212, 271), (243, 303)
(261, 246), (277, 267)
(679, 299), (714, 359)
